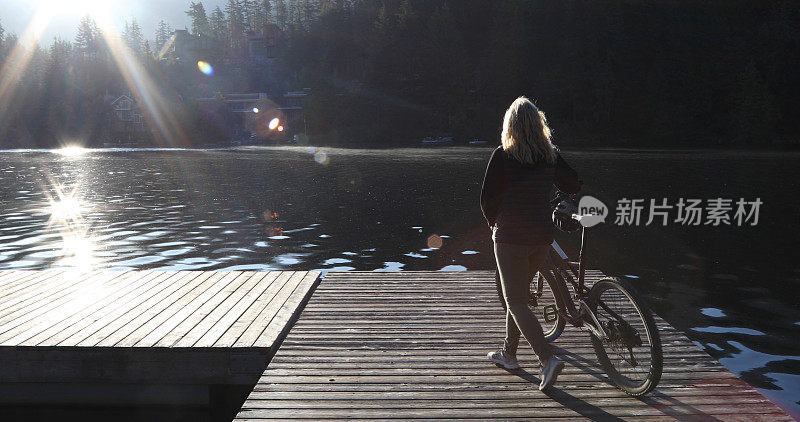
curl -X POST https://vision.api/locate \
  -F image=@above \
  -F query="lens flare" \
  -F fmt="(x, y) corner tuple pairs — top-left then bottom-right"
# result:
(268, 118), (280, 130)
(252, 107), (260, 113)
(427, 234), (443, 249)
(314, 151), (330, 165)
(197, 61), (214, 75)
(277, 125), (285, 132)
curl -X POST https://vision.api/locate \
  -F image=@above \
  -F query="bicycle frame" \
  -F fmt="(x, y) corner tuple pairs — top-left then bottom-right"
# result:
(540, 226), (611, 341)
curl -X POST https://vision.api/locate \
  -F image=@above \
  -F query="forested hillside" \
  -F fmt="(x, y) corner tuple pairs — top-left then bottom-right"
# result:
(0, 0), (797, 148)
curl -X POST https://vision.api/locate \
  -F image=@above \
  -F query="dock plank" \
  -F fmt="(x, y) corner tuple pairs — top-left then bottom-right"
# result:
(153, 271), (254, 347)
(214, 271), (289, 347)
(253, 271), (322, 350)
(230, 271), (297, 348)
(167, 271), (262, 347)
(0, 269), (79, 314)
(0, 271), (132, 343)
(192, 271), (279, 348)
(75, 270), (193, 346)
(9, 271), (159, 346)
(115, 271), (220, 347)
(0, 270), (322, 407)
(0, 269), (57, 291)
(56, 270), (188, 346)
(250, 271), (311, 348)
(235, 271), (793, 421)
(132, 271), (241, 347)
(37, 270), (164, 346)
(94, 271), (209, 347)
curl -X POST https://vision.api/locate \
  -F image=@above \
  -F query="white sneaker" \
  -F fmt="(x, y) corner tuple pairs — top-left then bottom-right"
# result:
(487, 350), (520, 370)
(539, 356), (565, 390)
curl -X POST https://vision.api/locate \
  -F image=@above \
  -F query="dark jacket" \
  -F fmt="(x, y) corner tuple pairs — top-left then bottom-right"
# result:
(480, 146), (582, 245)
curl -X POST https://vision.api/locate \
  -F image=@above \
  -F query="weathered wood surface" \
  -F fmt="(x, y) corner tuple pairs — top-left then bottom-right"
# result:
(236, 270), (792, 421)
(0, 270), (321, 405)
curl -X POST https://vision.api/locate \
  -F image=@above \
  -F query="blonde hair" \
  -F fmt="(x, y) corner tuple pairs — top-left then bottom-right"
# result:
(501, 96), (558, 165)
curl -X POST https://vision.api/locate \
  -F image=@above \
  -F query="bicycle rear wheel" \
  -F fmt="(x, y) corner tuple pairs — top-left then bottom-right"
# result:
(587, 277), (662, 396)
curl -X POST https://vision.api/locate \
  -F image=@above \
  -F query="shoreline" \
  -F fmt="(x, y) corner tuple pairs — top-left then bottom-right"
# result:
(3, 145), (800, 155)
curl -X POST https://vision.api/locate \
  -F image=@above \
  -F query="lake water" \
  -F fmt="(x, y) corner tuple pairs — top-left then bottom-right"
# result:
(1, 146), (798, 416)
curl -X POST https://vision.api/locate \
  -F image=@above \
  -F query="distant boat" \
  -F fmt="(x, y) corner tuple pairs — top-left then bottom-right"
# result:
(421, 136), (454, 146)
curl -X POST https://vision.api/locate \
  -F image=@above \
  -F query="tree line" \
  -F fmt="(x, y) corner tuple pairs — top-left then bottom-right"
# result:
(0, 0), (798, 148)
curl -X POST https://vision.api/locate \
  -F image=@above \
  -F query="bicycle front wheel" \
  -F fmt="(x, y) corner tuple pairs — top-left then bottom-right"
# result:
(587, 277), (663, 396)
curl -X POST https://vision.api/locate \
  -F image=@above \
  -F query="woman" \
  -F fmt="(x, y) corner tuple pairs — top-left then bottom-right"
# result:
(480, 96), (582, 390)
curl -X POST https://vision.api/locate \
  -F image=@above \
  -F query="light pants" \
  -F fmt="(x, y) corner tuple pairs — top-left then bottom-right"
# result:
(494, 242), (553, 363)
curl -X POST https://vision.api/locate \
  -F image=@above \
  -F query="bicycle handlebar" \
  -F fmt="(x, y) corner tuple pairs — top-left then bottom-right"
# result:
(549, 190), (572, 207)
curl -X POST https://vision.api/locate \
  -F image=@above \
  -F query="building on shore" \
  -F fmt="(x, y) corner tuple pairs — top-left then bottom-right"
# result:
(109, 95), (146, 145)
(159, 25), (302, 145)
(195, 90), (308, 145)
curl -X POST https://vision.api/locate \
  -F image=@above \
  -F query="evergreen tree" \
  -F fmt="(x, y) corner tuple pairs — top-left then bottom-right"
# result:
(45, 38), (73, 133)
(483, 0), (524, 105)
(299, 0), (316, 28)
(143, 40), (154, 59)
(286, 0), (299, 27)
(2, 1), (799, 148)
(396, 0), (415, 28)
(123, 18), (144, 55)
(186, 2), (211, 36)
(0, 19), (7, 62)
(155, 20), (173, 53)
(275, 0), (289, 29)
(374, 2), (391, 35)
(261, 0), (273, 25)
(74, 16), (100, 59)
(242, 0), (257, 31)
(423, 3), (467, 130)
(209, 7), (227, 40)
(246, 0), (272, 32)
(225, 0), (246, 48)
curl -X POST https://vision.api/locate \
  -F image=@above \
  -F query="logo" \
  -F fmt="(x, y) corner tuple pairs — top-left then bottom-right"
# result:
(576, 196), (608, 227)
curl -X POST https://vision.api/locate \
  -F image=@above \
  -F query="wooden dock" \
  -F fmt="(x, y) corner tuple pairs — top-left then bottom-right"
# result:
(236, 271), (793, 421)
(0, 269), (320, 407)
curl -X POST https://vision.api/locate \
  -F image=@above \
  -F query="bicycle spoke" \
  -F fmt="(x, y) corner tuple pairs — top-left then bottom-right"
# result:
(596, 288), (653, 384)
(589, 277), (662, 396)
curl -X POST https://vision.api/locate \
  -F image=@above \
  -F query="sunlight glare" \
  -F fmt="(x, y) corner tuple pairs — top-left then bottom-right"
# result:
(55, 146), (88, 157)
(268, 118), (280, 130)
(103, 27), (191, 147)
(49, 196), (83, 223)
(41, 182), (98, 269)
(60, 231), (97, 270)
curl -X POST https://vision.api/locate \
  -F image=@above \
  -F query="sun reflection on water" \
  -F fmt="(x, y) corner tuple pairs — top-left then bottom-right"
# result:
(54, 146), (88, 157)
(48, 195), (83, 223)
(43, 183), (98, 270)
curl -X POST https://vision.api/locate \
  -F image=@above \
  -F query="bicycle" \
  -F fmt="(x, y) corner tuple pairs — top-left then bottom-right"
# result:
(494, 191), (663, 396)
